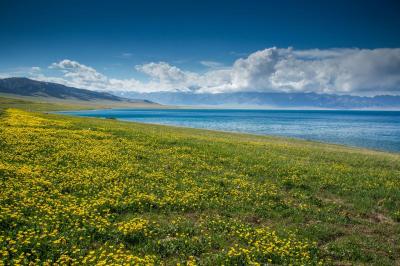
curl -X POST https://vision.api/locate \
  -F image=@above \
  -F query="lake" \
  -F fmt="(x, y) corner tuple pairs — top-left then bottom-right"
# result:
(59, 109), (400, 153)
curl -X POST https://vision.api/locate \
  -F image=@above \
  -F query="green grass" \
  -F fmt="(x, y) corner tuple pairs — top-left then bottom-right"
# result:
(1, 97), (399, 265)
(0, 96), (100, 112)
(0, 94), (164, 112)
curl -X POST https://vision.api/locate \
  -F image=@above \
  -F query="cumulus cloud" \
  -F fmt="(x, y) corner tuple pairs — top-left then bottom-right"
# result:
(200, 47), (400, 95)
(49, 59), (108, 90)
(11, 47), (400, 95)
(32, 59), (184, 92)
(135, 62), (200, 91)
(136, 62), (189, 83)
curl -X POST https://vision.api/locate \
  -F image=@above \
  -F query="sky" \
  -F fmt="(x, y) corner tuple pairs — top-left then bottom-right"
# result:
(1, 0), (400, 96)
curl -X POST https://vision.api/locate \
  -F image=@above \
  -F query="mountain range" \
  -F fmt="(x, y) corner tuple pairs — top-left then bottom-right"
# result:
(114, 91), (400, 109)
(1, 77), (399, 109)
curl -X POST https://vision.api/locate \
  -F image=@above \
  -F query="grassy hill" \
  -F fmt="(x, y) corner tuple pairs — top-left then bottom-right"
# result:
(0, 98), (399, 265)
(0, 77), (159, 108)
(0, 94), (162, 112)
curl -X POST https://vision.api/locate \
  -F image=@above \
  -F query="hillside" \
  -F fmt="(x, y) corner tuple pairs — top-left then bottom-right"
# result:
(0, 98), (399, 265)
(0, 77), (155, 105)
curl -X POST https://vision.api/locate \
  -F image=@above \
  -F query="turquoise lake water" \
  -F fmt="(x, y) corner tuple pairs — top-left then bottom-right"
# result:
(59, 109), (400, 153)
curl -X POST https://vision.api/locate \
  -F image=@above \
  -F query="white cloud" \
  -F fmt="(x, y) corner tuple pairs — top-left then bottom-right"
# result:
(0, 73), (10, 78)
(5, 47), (400, 95)
(34, 59), (185, 92)
(0, 66), (42, 78)
(135, 62), (199, 91)
(291, 48), (356, 59)
(200, 60), (225, 69)
(49, 59), (108, 90)
(136, 62), (189, 83)
(200, 47), (400, 95)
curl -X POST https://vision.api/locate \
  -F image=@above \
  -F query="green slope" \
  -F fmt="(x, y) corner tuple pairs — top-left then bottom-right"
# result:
(0, 98), (399, 265)
(0, 94), (163, 112)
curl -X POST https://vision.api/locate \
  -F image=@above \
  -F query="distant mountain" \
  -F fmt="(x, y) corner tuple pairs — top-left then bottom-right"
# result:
(0, 77), (154, 104)
(4, 77), (397, 108)
(113, 91), (400, 109)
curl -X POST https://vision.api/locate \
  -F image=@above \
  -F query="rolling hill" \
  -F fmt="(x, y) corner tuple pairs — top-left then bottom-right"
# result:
(0, 77), (154, 105)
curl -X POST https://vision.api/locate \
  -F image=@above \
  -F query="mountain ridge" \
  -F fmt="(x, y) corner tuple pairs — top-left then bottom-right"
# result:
(113, 91), (400, 109)
(0, 77), (154, 104)
(2, 77), (398, 109)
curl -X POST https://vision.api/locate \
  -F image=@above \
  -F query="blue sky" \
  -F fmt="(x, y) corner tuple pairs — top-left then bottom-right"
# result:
(1, 0), (400, 95)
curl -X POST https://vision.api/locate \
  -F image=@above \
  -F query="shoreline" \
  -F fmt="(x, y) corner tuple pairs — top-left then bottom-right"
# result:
(55, 109), (400, 155)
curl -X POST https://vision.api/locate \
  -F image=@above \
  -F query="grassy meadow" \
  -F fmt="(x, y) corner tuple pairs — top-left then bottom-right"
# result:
(1, 97), (399, 265)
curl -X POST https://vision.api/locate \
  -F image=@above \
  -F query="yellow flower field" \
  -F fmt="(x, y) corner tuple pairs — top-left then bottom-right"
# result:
(1, 106), (399, 265)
